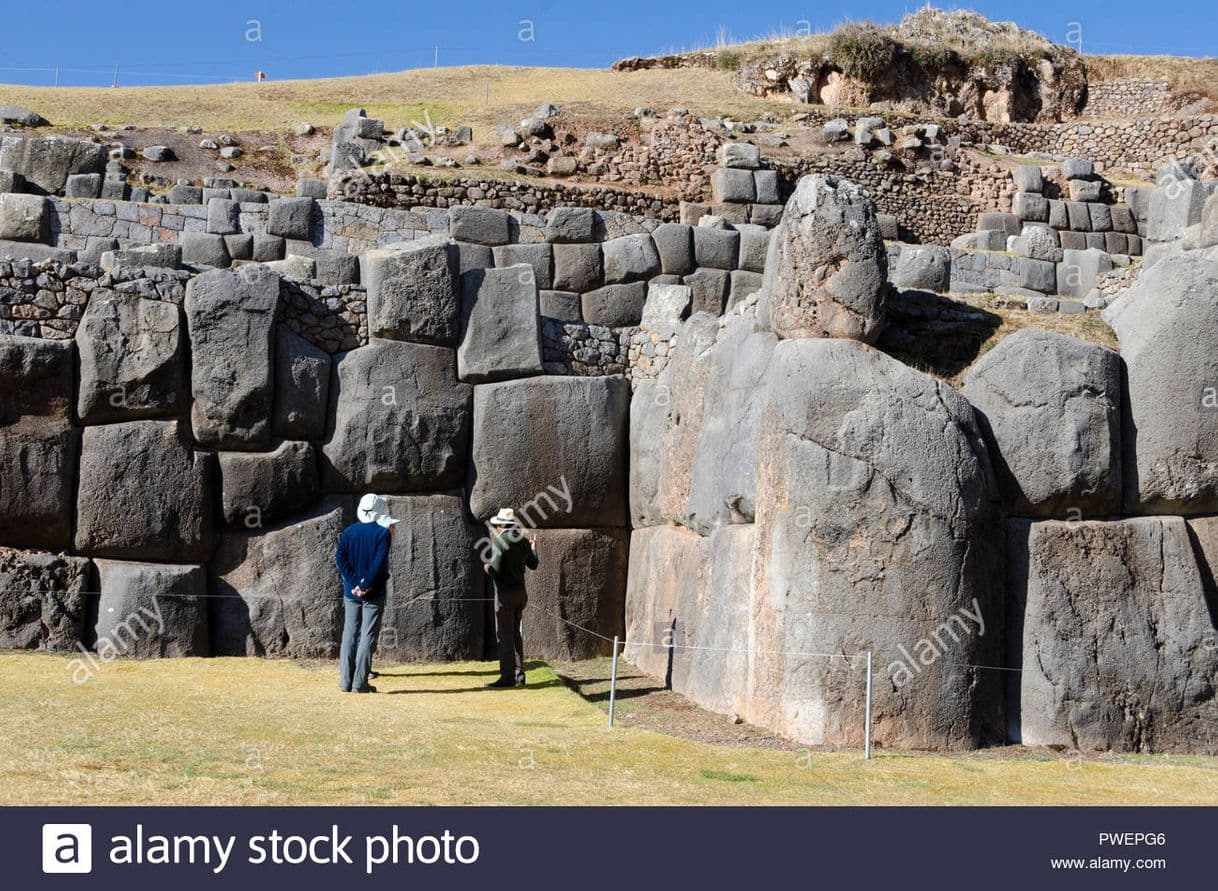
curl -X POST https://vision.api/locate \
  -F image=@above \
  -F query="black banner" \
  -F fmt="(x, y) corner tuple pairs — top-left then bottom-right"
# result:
(8, 807), (1205, 888)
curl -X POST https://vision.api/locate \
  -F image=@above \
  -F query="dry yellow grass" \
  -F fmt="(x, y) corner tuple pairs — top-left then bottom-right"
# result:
(0, 65), (790, 134)
(0, 652), (1214, 806)
(1086, 54), (1218, 106)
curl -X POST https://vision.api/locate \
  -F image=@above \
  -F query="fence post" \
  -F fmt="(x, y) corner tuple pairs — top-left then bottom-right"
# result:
(54, 66), (60, 87)
(608, 636), (620, 728)
(864, 651), (873, 760)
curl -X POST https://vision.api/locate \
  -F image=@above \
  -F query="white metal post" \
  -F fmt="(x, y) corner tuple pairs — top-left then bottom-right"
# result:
(608, 636), (620, 727)
(864, 651), (873, 760)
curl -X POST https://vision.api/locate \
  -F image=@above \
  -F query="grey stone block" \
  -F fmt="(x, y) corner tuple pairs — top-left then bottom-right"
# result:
(602, 233), (660, 283)
(719, 143), (760, 169)
(1066, 201), (1092, 231)
(728, 269), (764, 309)
(363, 236), (459, 345)
(684, 267), (730, 315)
(581, 282), (647, 327)
(179, 232), (231, 268)
(272, 326), (330, 441)
(753, 170), (780, 204)
(1088, 203), (1113, 232)
(0, 193), (48, 242)
(64, 173), (102, 199)
(296, 178), (328, 199)
(492, 242), (553, 290)
(651, 222), (694, 275)
(457, 265), (544, 383)
(552, 242), (602, 292)
(711, 168), (756, 204)
(692, 226), (740, 270)
(1057, 248), (1113, 298)
(1047, 199), (1069, 229)
(544, 206), (596, 243)
(168, 184), (203, 204)
(218, 440), (318, 528)
(94, 560), (209, 657)
(1013, 192), (1049, 223)
(1019, 257), (1057, 293)
(251, 233), (285, 262)
(1069, 179), (1102, 202)
(1011, 165), (1044, 193)
(978, 212), (1020, 236)
(207, 198), (239, 235)
(267, 196), (315, 240)
(539, 289), (583, 321)
(449, 205), (510, 245)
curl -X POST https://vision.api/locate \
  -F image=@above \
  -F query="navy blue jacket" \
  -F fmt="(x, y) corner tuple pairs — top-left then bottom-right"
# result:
(335, 522), (392, 602)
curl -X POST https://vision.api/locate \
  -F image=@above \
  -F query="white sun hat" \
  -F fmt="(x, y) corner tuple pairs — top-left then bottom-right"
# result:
(357, 493), (399, 527)
(489, 508), (519, 527)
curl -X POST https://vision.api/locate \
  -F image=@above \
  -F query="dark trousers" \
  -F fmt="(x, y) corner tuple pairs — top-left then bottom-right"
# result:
(494, 585), (527, 683)
(340, 596), (384, 692)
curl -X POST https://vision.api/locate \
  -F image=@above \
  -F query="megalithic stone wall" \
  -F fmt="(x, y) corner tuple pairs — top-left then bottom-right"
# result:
(624, 173), (1218, 755)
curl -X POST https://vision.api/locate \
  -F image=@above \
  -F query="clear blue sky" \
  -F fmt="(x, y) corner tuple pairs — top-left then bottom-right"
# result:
(1, 1), (1214, 87)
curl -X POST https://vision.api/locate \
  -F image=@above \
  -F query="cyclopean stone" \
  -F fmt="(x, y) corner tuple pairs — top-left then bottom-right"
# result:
(75, 419), (215, 562)
(0, 547), (92, 650)
(209, 499), (348, 658)
(218, 440), (318, 529)
(75, 292), (186, 424)
(963, 329), (1122, 517)
(94, 560), (209, 658)
(362, 236), (459, 345)
(1008, 517), (1218, 754)
(271, 327), (331, 441)
(469, 375), (629, 528)
(321, 338), (471, 493)
(759, 174), (888, 342)
(457, 265), (544, 383)
(184, 264), (280, 450)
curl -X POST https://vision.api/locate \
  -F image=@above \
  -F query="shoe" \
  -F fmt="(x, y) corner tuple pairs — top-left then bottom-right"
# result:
(486, 678), (515, 688)
(356, 684), (377, 693)
(515, 678), (526, 687)
(369, 670), (379, 679)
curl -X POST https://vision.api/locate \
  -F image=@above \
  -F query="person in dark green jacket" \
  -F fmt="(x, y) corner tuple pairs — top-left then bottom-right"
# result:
(483, 508), (539, 688)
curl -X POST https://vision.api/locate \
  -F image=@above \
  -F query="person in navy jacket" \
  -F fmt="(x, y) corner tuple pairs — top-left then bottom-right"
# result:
(335, 494), (398, 693)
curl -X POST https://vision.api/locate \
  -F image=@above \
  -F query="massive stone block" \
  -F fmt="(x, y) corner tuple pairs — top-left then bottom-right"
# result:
(750, 339), (1003, 749)
(601, 233), (660, 284)
(0, 547), (92, 650)
(624, 524), (752, 719)
(185, 265), (280, 450)
(457, 265), (544, 383)
(760, 175), (888, 342)
(524, 528), (628, 660)
(75, 420), (215, 562)
(1008, 518), (1218, 754)
(321, 339), (471, 492)
(552, 243), (602, 292)
(0, 135), (107, 194)
(94, 560), (209, 658)
(0, 417), (78, 550)
(363, 236), (460, 345)
(890, 244), (951, 292)
(209, 500), (346, 658)
(1103, 252), (1218, 513)
(377, 494), (486, 661)
(0, 193), (49, 242)
(0, 334), (73, 422)
(75, 292), (186, 424)
(271, 327), (330, 441)
(492, 243), (553, 290)
(470, 376), (629, 528)
(267, 197), (315, 240)
(580, 282), (647, 328)
(218, 440), (318, 528)
(963, 329), (1121, 517)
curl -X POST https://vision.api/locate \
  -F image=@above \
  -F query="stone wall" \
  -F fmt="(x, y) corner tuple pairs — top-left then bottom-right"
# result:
(1082, 78), (1178, 119)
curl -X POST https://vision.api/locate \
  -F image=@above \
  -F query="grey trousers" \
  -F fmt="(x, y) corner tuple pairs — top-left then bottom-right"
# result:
(494, 585), (527, 684)
(340, 596), (384, 692)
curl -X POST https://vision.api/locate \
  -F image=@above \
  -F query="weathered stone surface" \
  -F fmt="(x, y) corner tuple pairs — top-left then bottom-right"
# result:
(629, 315), (717, 527)
(524, 528), (628, 659)
(377, 494), (485, 661)
(963, 329), (1121, 517)
(692, 226), (739, 270)
(470, 376), (629, 527)
(218, 440), (318, 529)
(457, 265), (543, 383)
(624, 524), (752, 719)
(581, 282), (647, 328)
(75, 292), (185, 424)
(209, 500), (346, 658)
(651, 223), (695, 275)
(890, 244), (951, 292)
(538, 290), (583, 321)
(185, 265), (280, 450)
(322, 339), (471, 492)
(711, 168), (755, 203)
(683, 267), (730, 315)
(0, 418), (78, 550)
(750, 339), (1003, 749)
(640, 283), (691, 327)
(0, 547), (92, 650)
(75, 420), (215, 562)
(1103, 252), (1218, 513)
(449, 205), (510, 245)
(552, 242), (602, 292)
(544, 206), (596, 243)
(492, 242), (553, 290)
(267, 197), (314, 240)
(94, 560), (209, 658)
(271, 327), (330, 441)
(0, 135), (107, 194)
(179, 232), (231, 268)
(0, 334), (73, 421)
(1146, 179), (1207, 242)
(601, 233), (660, 283)
(1008, 517), (1218, 754)
(0, 193), (48, 242)
(760, 175), (888, 342)
(363, 236), (459, 345)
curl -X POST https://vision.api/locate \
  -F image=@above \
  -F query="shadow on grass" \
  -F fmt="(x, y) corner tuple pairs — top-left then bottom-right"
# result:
(384, 678), (565, 695)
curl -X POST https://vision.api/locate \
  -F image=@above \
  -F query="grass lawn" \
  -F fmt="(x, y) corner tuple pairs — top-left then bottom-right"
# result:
(0, 651), (1214, 806)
